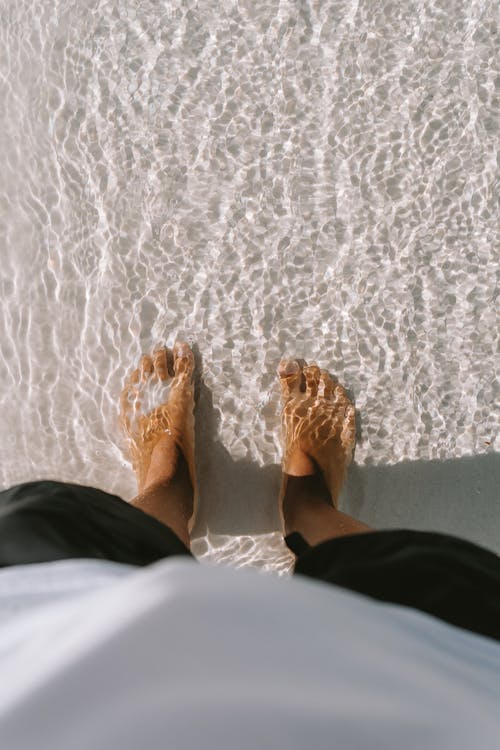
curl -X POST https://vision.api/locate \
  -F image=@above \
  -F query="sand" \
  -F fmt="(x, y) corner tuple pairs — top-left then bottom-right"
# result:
(0, 0), (498, 569)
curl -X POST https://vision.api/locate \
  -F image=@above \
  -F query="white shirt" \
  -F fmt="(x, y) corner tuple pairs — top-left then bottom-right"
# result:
(0, 557), (498, 750)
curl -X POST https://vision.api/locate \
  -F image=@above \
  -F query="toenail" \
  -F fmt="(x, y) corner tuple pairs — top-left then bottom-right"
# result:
(281, 360), (300, 375)
(175, 343), (191, 358)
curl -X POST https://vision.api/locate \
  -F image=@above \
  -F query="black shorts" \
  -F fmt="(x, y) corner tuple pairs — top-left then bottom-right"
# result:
(285, 529), (500, 643)
(1, 481), (499, 643)
(0, 481), (191, 568)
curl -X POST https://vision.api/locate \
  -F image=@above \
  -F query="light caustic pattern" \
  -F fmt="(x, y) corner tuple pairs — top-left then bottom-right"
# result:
(119, 343), (196, 494)
(0, 0), (498, 570)
(279, 358), (356, 507)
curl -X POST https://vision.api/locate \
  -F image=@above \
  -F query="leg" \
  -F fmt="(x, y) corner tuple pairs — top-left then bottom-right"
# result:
(281, 471), (372, 547)
(120, 342), (197, 550)
(130, 435), (193, 549)
(277, 359), (373, 547)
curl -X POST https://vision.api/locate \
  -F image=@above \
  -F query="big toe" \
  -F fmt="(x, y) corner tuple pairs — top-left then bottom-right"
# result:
(278, 359), (304, 399)
(341, 403), (356, 459)
(152, 346), (171, 380)
(304, 364), (321, 398)
(172, 341), (195, 379)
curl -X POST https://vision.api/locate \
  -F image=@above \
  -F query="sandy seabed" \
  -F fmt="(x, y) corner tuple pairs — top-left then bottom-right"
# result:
(0, 0), (498, 568)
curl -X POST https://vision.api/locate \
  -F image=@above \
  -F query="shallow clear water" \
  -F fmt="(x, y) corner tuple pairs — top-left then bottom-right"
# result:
(0, 0), (498, 570)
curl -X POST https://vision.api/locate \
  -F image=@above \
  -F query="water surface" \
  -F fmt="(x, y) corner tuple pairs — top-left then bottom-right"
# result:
(0, 0), (498, 569)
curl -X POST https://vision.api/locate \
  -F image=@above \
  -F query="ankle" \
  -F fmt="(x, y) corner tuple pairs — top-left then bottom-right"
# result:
(281, 472), (333, 535)
(284, 447), (317, 477)
(145, 436), (183, 489)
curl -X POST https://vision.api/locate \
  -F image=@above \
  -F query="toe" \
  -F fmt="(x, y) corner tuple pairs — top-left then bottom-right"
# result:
(341, 403), (356, 458)
(319, 369), (334, 398)
(278, 359), (303, 399)
(127, 367), (141, 387)
(173, 341), (194, 378)
(140, 355), (154, 381)
(304, 365), (321, 398)
(152, 346), (169, 381)
(121, 369), (138, 402)
(120, 364), (142, 419)
(119, 386), (133, 432)
(332, 382), (348, 405)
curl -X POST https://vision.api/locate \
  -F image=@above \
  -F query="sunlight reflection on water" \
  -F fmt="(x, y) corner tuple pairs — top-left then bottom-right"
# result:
(192, 532), (295, 575)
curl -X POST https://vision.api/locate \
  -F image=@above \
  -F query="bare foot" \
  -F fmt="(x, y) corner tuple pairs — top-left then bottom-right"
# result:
(278, 358), (356, 509)
(120, 342), (196, 513)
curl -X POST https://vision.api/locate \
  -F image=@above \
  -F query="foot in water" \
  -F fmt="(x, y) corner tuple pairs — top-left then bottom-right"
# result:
(277, 358), (356, 510)
(119, 341), (197, 530)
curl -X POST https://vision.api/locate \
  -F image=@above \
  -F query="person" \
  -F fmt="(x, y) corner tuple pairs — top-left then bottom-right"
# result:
(0, 342), (498, 749)
(118, 341), (370, 556)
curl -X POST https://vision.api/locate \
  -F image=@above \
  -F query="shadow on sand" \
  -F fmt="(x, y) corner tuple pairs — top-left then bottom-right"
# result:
(191, 368), (283, 538)
(345, 452), (500, 554)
